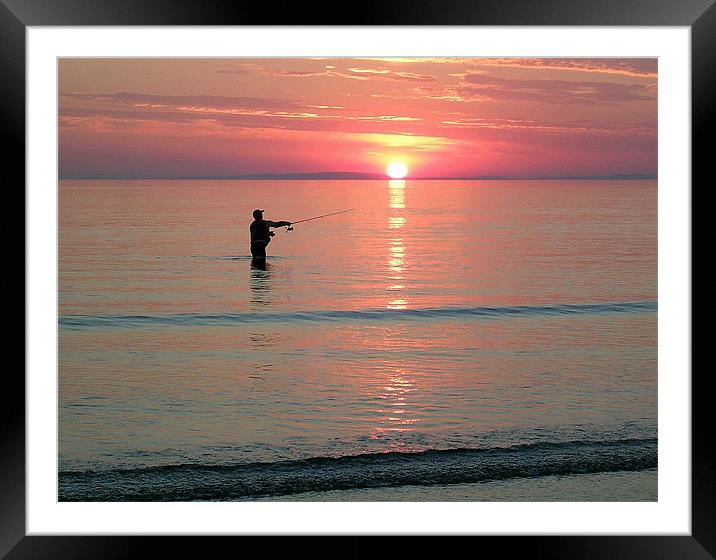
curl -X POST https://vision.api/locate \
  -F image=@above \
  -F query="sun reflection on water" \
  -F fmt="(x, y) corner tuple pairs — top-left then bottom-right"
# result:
(389, 179), (406, 209)
(374, 368), (419, 435)
(386, 186), (408, 309)
(388, 216), (406, 229)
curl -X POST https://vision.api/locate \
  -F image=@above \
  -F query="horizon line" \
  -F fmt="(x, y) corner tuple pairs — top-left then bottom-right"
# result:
(59, 172), (658, 181)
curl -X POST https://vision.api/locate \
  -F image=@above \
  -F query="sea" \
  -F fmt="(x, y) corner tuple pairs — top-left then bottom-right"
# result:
(58, 179), (657, 501)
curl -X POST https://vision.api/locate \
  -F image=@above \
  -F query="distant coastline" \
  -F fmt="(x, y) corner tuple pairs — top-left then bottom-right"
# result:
(60, 172), (658, 181)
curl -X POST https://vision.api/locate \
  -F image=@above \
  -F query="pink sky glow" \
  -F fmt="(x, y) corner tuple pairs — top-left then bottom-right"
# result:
(59, 58), (657, 179)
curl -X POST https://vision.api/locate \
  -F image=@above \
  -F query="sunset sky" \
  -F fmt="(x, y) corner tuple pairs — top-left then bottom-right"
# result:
(58, 58), (657, 179)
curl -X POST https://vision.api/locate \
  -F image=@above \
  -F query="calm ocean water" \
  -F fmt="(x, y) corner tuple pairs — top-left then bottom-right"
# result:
(58, 179), (657, 501)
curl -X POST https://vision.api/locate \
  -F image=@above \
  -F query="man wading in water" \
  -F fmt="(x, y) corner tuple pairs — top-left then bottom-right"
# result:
(250, 209), (291, 262)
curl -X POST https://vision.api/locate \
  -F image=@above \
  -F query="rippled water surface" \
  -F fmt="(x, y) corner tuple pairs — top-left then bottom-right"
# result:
(58, 179), (657, 500)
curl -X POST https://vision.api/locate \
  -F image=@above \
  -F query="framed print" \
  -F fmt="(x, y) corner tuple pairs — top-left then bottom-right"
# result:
(9, 0), (706, 557)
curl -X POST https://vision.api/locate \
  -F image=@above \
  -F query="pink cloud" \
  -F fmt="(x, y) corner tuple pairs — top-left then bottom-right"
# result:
(442, 75), (655, 104)
(478, 58), (658, 77)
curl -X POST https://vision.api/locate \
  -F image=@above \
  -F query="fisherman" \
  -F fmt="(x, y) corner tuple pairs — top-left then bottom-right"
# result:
(250, 209), (291, 260)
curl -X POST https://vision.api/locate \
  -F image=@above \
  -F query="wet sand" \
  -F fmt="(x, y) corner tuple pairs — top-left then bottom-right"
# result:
(257, 469), (657, 502)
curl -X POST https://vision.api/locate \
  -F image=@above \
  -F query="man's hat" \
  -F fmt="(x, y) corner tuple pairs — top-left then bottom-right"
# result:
(252, 209), (264, 219)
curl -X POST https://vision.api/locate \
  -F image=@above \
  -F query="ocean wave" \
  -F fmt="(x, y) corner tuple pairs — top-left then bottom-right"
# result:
(59, 301), (657, 330)
(58, 437), (657, 501)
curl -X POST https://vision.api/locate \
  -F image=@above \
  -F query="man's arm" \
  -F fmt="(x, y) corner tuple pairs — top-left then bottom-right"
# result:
(264, 220), (291, 228)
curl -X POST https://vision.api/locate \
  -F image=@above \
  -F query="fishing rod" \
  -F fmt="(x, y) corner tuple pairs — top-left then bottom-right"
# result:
(284, 209), (353, 231)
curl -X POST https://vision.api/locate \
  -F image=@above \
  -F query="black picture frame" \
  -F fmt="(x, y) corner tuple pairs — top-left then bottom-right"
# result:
(7, 0), (706, 557)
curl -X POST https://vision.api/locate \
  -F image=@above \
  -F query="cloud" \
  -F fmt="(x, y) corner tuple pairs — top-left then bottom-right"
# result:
(274, 70), (332, 78)
(61, 92), (305, 111)
(59, 92), (426, 137)
(346, 68), (437, 82)
(271, 67), (437, 82)
(439, 74), (656, 104)
(348, 68), (391, 75)
(476, 58), (658, 78)
(439, 117), (656, 138)
(342, 132), (460, 152)
(391, 72), (438, 82)
(215, 69), (250, 75)
(333, 57), (658, 80)
(353, 57), (465, 64)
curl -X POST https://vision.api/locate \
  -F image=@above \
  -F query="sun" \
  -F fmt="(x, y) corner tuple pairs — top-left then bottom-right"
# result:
(386, 161), (408, 179)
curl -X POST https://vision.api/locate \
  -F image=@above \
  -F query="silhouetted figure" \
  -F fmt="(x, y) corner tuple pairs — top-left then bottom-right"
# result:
(250, 209), (291, 264)
(250, 257), (268, 271)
